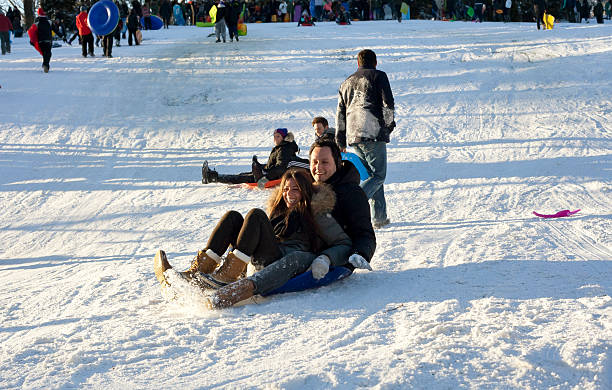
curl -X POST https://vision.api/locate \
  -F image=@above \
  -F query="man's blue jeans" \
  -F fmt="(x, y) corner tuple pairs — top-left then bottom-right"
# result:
(352, 140), (387, 222)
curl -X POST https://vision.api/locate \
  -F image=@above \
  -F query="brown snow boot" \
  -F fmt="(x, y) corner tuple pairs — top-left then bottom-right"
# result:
(206, 278), (255, 309)
(210, 250), (250, 284)
(181, 249), (219, 278)
(154, 250), (172, 286)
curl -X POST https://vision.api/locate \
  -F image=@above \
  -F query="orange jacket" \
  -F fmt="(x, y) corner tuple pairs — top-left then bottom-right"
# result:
(76, 11), (92, 35)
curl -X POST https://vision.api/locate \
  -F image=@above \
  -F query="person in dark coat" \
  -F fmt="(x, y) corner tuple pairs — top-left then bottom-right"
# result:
(593, 0), (604, 22)
(202, 128), (301, 187)
(580, 0), (590, 21)
(226, 0), (241, 42)
(160, 0), (172, 28)
(127, 8), (140, 45)
(309, 139), (377, 266)
(533, 0), (546, 28)
(29, 8), (63, 72)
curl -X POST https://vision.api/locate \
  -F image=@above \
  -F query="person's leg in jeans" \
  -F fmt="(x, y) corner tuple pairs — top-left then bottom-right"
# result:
(248, 251), (317, 295)
(352, 140), (388, 223)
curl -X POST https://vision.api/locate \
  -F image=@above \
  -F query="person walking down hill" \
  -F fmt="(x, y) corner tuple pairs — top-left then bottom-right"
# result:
(28, 8), (63, 73)
(160, 0), (172, 28)
(0, 9), (12, 55)
(580, 0), (590, 22)
(127, 8), (140, 46)
(533, 0), (547, 29)
(215, 0), (228, 42)
(594, 0), (604, 22)
(142, 2), (152, 29)
(76, 6), (95, 57)
(226, 0), (241, 42)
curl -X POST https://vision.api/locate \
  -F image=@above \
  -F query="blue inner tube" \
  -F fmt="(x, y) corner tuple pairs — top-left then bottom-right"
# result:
(88, 0), (120, 36)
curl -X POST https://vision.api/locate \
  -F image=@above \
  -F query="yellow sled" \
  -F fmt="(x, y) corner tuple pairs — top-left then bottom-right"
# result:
(543, 12), (554, 29)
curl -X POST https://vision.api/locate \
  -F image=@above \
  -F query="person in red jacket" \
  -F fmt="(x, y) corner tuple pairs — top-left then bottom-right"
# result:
(76, 6), (94, 57)
(0, 9), (12, 55)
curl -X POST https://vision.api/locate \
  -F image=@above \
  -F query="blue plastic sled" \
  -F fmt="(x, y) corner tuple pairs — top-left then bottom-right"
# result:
(261, 266), (353, 296)
(88, 0), (120, 36)
(141, 15), (164, 30)
(341, 152), (369, 181)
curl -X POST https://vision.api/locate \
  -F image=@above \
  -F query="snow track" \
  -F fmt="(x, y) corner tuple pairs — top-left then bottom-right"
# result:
(1, 20), (611, 389)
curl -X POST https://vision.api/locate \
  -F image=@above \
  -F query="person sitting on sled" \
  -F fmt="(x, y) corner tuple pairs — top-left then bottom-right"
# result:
(298, 8), (315, 25)
(202, 128), (300, 188)
(154, 168), (352, 308)
(335, 5), (351, 24)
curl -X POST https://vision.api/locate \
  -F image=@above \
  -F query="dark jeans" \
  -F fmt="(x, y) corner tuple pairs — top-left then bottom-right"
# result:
(249, 251), (316, 295)
(535, 6), (545, 29)
(0, 31), (9, 54)
(102, 34), (113, 56)
(81, 33), (94, 56)
(228, 21), (238, 40)
(216, 172), (256, 184)
(162, 15), (170, 28)
(205, 209), (282, 268)
(128, 28), (139, 45)
(39, 41), (52, 67)
(144, 16), (152, 30)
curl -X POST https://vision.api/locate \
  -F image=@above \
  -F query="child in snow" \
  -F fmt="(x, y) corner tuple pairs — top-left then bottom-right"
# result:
(298, 9), (315, 25)
(154, 169), (352, 308)
(28, 8), (63, 73)
(202, 128), (302, 188)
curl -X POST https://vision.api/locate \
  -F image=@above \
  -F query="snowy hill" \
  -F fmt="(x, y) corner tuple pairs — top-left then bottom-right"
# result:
(0, 20), (611, 389)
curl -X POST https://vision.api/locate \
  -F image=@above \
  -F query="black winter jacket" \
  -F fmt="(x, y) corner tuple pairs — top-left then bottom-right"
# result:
(264, 133), (299, 180)
(267, 183), (352, 266)
(336, 66), (395, 149)
(35, 16), (56, 42)
(226, 1), (242, 23)
(127, 13), (139, 30)
(215, 4), (227, 22)
(325, 160), (376, 262)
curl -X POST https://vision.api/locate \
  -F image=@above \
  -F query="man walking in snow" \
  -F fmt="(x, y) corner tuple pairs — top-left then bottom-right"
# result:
(0, 9), (12, 55)
(336, 49), (395, 229)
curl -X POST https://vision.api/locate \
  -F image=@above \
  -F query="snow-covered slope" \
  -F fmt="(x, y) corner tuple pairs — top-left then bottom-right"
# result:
(0, 20), (610, 389)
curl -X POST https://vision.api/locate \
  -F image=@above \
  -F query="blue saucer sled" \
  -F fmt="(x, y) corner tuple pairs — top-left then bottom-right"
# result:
(261, 266), (353, 296)
(88, 0), (120, 36)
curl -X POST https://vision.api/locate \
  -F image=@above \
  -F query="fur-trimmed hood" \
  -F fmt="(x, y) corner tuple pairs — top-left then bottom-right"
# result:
(283, 132), (295, 143)
(266, 182), (336, 216)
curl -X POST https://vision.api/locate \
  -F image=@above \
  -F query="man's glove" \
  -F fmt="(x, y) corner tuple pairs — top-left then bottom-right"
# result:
(256, 177), (269, 189)
(348, 253), (372, 271)
(311, 255), (331, 280)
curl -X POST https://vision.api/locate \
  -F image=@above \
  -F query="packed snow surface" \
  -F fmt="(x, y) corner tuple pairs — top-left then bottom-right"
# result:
(1, 20), (611, 389)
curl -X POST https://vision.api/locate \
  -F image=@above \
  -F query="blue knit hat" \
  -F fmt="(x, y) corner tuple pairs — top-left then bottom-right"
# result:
(274, 128), (288, 138)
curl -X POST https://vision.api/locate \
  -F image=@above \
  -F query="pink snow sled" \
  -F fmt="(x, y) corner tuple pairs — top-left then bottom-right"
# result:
(532, 209), (580, 218)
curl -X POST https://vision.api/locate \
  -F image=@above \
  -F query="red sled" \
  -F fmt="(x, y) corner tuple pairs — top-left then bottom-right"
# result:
(242, 179), (282, 189)
(28, 24), (43, 55)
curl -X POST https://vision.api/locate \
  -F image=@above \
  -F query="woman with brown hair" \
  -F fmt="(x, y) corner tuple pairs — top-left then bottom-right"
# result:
(154, 168), (352, 309)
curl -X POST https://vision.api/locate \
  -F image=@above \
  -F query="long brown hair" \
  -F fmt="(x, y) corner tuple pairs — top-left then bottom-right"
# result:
(269, 169), (321, 252)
